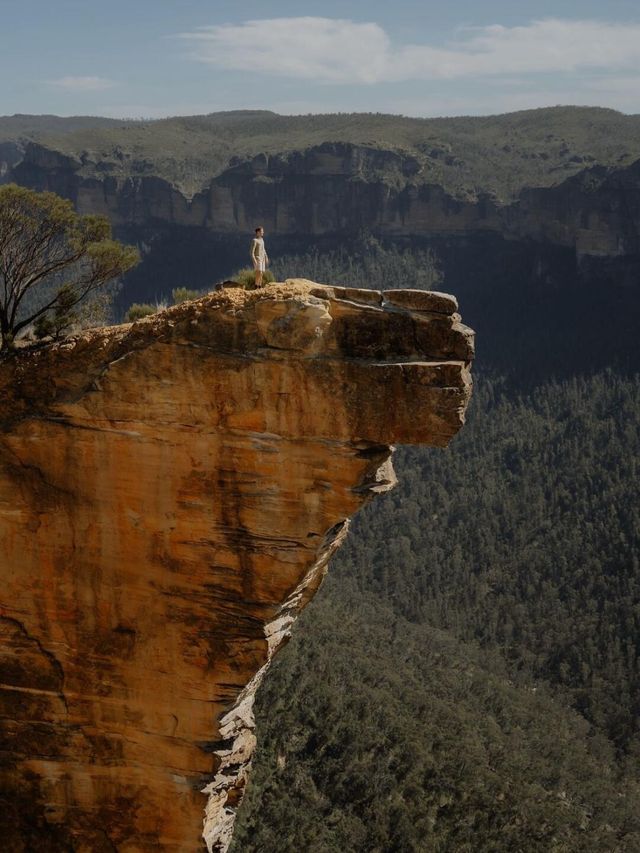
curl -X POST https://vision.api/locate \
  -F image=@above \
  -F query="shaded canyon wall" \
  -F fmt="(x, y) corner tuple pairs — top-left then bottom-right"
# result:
(10, 141), (640, 258)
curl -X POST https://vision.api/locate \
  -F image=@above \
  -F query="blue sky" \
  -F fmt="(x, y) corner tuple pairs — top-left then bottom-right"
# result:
(3, 0), (640, 118)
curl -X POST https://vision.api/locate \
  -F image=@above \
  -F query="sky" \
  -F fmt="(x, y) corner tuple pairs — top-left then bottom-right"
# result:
(2, 0), (640, 119)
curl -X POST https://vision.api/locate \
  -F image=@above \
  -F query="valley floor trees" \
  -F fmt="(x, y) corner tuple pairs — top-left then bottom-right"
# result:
(233, 372), (640, 852)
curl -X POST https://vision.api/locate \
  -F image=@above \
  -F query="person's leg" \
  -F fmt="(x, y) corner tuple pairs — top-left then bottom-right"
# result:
(255, 267), (263, 287)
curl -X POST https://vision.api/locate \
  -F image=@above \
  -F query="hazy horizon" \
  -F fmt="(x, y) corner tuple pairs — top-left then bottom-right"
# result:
(2, 103), (639, 123)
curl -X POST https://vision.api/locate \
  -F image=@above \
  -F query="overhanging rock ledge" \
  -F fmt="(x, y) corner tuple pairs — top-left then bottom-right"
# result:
(0, 279), (473, 852)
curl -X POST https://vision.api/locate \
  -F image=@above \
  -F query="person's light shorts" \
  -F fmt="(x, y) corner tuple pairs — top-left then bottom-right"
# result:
(253, 259), (266, 272)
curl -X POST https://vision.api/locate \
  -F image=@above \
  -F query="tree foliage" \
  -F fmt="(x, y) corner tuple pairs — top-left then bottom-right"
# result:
(233, 372), (640, 851)
(0, 184), (138, 350)
(233, 585), (640, 853)
(5, 106), (640, 201)
(270, 237), (441, 293)
(339, 373), (640, 756)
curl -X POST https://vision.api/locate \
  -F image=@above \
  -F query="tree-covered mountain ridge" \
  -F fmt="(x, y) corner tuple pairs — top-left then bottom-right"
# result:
(2, 105), (640, 201)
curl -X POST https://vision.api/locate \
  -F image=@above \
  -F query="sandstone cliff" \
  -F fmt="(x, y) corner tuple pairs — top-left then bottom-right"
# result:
(10, 139), (640, 258)
(0, 282), (473, 852)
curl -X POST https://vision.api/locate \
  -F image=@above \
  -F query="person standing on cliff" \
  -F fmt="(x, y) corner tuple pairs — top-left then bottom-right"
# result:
(250, 226), (269, 287)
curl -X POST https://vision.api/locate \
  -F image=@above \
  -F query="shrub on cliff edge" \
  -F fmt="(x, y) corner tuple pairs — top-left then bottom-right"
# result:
(171, 286), (203, 304)
(231, 268), (275, 290)
(126, 303), (156, 321)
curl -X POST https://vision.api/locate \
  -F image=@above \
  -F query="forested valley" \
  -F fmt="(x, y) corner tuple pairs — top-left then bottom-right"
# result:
(228, 244), (640, 851)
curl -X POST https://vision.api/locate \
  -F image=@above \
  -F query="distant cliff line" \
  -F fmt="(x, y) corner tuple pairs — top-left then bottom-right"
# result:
(2, 106), (640, 258)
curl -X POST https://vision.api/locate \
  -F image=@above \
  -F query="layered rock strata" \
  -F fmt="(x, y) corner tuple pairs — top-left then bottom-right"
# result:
(11, 141), (640, 257)
(0, 281), (473, 851)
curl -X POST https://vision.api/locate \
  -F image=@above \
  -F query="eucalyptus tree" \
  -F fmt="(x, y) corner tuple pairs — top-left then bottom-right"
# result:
(0, 183), (138, 351)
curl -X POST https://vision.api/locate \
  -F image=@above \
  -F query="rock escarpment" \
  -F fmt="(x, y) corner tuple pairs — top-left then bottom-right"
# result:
(10, 140), (640, 258)
(0, 282), (473, 851)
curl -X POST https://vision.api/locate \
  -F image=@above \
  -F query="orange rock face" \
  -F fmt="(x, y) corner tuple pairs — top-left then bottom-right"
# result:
(0, 281), (473, 851)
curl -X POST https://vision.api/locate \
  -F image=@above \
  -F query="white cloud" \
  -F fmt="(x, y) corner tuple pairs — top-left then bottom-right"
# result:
(47, 76), (116, 92)
(179, 17), (389, 83)
(177, 17), (640, 84)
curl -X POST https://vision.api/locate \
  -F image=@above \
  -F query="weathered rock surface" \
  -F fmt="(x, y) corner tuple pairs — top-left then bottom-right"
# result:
(9, 139), (640, 258)
(0, 281), (473, 851)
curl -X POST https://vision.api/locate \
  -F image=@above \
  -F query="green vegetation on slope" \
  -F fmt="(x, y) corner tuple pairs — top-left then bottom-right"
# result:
(232, 372), (640, 851)
(4, 106), (640, 200)
(0, 114), (125, 141)
(270, 237), (442, 292)
(341, 374), (640, 756)
(233, 587), (640, 853)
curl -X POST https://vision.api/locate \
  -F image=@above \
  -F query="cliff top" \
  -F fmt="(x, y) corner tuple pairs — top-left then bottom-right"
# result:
(0, 281), (472, 446)
(3, 106), (640, 200)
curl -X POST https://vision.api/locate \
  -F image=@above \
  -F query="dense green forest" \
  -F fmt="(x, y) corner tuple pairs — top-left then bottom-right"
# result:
(4, 106), (640, 199)
(232, 373), (640, 852)
(344, 375), (640, 753)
